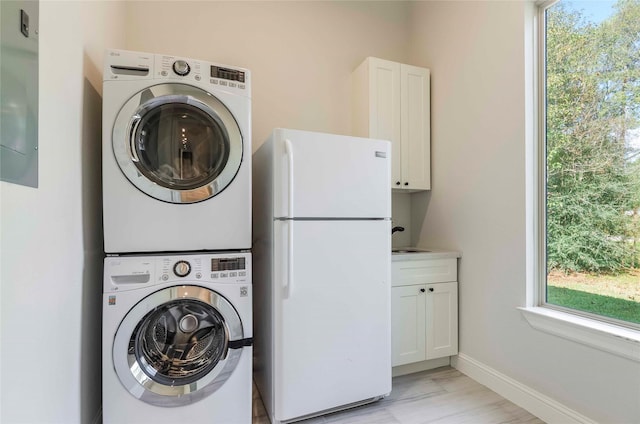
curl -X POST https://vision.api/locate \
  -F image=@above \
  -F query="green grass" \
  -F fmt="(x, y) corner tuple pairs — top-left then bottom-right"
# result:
(547, 286), (640, 324)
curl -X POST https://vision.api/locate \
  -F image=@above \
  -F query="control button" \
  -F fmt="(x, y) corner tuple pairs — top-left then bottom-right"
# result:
(195, 272), (202, 279)
(195, 75), (201, 81)
(238, 84), (245, 89)
(211, 273), (219, 279)
(239, 271), (246, 277)
(211, 79), (218, 84)
(229, 82), (237, 88)
(229, 272), (237, 277)
(161, 274), (169, 281)
(220, 272), (228, 278)
(219, 80), (228, 86)
(161, 70), (168, 76)
(173, 260), (191, 277)
(172, 60), (190, 76)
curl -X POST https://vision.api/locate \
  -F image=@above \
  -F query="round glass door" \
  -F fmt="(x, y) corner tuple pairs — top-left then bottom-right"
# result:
(112, 83), (243, 204)
(113, 286), (245, 407)
(131, 299), (227, 386)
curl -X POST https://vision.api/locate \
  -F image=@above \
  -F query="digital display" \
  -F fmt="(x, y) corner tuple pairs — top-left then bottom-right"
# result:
(211, 257), (246, 271)
(210, 66), (245, 83)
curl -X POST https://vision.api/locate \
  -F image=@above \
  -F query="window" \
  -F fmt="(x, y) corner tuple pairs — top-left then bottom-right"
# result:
(540, 0), (640, 329)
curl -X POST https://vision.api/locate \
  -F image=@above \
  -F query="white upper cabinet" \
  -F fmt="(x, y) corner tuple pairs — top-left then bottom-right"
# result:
(352, 57), (431, 191)
(401, 64), (431, 191)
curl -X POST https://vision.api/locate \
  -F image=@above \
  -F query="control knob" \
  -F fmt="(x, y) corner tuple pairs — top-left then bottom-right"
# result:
(172, 60), (190, 76)
(173, 260), (191, 277)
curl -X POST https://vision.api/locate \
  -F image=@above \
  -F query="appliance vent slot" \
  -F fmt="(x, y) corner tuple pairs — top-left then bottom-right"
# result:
(110, 65), (149, 76)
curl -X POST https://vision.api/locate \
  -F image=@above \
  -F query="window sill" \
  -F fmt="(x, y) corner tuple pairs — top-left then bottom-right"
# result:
(519, 307), (640, 363)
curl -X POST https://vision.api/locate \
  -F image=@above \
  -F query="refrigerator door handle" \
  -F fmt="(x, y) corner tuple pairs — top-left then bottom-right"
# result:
(284, 138), (294, 217)
(286, 220), (294, 297)
(284, 138), (294, 297)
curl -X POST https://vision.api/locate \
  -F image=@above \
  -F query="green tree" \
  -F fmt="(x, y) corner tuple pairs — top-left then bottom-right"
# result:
(546, 0), (640, 273)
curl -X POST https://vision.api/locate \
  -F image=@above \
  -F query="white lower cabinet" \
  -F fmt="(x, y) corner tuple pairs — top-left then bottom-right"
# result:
(425, 281), (458, 360)
(391, 257), (459, 367)
(392, 285), (427, 365)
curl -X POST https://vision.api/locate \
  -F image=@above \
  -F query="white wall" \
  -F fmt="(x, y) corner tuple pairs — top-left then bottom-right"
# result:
(0, 1), (125, 422)
(409, 2), (640, 423)
(392, 192), (412, 247)
(124, 1), (411, 152)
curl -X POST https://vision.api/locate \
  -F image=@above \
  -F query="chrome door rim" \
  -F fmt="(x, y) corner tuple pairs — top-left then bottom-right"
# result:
(112, 83), (243, 204)
(112, 285), (245, 407)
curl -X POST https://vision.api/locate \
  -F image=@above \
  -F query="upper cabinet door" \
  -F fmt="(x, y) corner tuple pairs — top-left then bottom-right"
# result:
(352, 57), (431, 192)
(368, 58), (402, 187)
(401, 65), (431, 191)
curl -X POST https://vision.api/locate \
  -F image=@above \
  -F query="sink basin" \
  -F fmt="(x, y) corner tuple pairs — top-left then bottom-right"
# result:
(392, 248), (430, 253)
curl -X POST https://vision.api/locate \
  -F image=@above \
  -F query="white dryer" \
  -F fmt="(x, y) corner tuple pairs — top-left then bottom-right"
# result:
(102, 252), (252, 423)
(102, 49), (251, 253)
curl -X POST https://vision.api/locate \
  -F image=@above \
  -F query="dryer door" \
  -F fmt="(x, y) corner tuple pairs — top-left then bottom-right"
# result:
(112, 285), (248, 407)
(112, 83), (243, 204)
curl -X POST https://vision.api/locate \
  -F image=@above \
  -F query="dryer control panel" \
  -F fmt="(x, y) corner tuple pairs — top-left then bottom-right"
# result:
(103, 48), (251, 97)
(155, 54), (250, 95)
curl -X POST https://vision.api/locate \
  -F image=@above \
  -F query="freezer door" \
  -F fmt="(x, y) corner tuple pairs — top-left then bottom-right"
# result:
(273, 219), (391, 422)
(272, 128), (390, 219)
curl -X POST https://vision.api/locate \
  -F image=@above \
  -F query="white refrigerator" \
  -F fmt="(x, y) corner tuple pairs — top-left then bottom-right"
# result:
(253, 128), (392, 423)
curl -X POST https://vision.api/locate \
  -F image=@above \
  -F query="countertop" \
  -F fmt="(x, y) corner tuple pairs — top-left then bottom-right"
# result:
(391, 247), (461, 261)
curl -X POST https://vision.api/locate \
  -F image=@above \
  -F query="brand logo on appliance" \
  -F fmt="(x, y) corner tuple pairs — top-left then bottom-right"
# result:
(375, 151), (387, 158)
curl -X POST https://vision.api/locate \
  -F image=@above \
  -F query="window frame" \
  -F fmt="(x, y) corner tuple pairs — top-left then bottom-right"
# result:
(521, 0), (640, 361)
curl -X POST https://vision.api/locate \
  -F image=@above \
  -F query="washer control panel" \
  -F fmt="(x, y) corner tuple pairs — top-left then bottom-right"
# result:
(104, 252), (251, 293)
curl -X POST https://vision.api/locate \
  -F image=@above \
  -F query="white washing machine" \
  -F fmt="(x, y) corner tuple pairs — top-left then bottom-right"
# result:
(102, 49), (251, 253)
(102, 252), (252, 423)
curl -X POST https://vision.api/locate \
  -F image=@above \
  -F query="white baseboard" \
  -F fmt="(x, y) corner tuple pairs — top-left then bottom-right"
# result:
(392, 357), (450, 377)
(452, 353), (596, 424)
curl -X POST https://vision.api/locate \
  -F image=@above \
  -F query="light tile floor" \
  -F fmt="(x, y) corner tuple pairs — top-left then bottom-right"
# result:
(252, 367), (545, 424)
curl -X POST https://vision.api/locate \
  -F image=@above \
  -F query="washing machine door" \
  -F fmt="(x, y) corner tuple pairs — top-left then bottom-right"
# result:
(112, 83), (243, 203)
(112, 285), (249, 407)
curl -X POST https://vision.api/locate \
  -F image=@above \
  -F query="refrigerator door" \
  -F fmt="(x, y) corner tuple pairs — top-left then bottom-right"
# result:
(272, 128), (390, 219)
(273, 219), (391, 422)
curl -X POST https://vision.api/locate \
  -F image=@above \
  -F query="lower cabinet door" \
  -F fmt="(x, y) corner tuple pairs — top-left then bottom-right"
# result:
(425, 282), (458, 359)
(391, 285), (427, 366)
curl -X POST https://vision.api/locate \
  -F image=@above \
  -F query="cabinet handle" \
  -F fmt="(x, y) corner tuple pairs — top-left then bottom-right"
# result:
(396, 181), (401, 186)
(420, 288), (426, 293)
(404, 182), (409, 186)
(428, 287), (434, 292)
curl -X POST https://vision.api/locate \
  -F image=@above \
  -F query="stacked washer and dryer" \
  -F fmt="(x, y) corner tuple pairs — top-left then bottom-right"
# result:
(101, 49), (253, 423)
